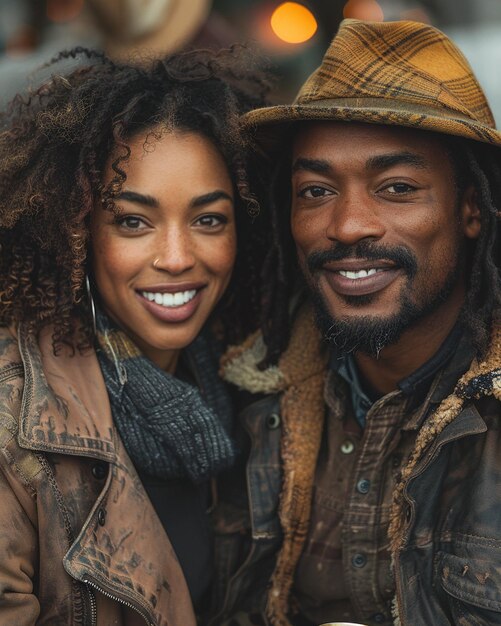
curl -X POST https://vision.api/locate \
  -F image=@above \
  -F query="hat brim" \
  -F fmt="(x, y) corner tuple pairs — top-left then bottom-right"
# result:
(242, 97), (501, 153)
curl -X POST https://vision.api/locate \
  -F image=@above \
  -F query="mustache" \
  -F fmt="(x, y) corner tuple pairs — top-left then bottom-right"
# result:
(306, 241), (418, 278)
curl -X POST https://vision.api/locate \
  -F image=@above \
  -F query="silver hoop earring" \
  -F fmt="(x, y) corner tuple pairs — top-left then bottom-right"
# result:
(153, 258), (160, 269)
(85, 274), (97, 336)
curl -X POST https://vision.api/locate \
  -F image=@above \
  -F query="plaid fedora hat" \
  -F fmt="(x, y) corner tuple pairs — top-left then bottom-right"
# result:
(243, 19), (501, 149)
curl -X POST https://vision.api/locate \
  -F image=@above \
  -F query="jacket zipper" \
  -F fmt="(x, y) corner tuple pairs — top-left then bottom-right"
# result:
(84, 577), (154, 626)
(87, 584), (97, 626)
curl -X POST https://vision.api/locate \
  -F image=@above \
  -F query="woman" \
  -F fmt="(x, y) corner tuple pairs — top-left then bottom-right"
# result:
(0, 48), (269, 626)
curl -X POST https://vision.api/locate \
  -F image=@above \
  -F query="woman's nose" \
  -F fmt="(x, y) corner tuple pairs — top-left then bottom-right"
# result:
(152, 229), (196, 275)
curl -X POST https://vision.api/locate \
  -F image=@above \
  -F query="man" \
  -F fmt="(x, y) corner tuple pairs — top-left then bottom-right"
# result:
(212, 19), (501, 626)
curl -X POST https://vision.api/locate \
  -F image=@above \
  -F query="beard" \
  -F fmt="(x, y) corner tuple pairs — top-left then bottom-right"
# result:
(305, 241), (462, 357)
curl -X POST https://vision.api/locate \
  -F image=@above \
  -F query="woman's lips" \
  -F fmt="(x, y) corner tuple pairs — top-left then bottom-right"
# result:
(322, 267), (402, 297)
(136, 288), (204, 323)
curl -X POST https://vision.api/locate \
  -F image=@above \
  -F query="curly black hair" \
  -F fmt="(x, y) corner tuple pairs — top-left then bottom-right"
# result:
(0, 46), (272, 352)
(259, 132), (501, 365)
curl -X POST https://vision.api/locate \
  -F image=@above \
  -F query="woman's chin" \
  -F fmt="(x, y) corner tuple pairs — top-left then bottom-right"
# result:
(130, 325), (202, 359)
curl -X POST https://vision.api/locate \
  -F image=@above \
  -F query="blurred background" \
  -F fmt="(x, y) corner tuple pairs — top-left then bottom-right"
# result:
(0, 0), (500, 122)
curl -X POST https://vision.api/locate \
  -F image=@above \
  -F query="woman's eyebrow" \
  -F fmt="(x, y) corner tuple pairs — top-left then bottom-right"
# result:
(191, 190), (233, 208)
(116, 190), (159, 207)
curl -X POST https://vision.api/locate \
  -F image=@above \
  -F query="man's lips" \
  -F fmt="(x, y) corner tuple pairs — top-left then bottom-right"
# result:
(320, 260), (402, 297)
(322, 258), (397, 272)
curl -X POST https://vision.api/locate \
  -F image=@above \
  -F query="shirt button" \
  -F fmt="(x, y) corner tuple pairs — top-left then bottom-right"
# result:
(340, 440), (355, 454)
(266, 413), (281, 430)
(356, 478), (371, 494)
(372, 613), (387, 623)
(91, 462), (108, 480)
(351, 553), (367, 568)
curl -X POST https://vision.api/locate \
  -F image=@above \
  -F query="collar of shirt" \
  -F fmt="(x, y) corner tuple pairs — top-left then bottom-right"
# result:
(329, 323), (472, 428)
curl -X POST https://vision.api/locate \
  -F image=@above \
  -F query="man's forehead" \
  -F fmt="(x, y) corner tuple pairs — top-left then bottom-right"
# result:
(293, 120), (437, 147)
(291, 120), (452, 169)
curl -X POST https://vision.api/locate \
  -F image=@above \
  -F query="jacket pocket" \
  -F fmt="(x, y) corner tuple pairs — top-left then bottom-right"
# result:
(438, 551), (501, 624)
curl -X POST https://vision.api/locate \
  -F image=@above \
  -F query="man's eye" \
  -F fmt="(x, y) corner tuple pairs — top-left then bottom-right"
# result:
(385, 183), (416, 194)
(300, 186), (331, 199)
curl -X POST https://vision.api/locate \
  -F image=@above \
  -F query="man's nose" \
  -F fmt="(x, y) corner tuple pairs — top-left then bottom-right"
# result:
(325, 192), (386, 246)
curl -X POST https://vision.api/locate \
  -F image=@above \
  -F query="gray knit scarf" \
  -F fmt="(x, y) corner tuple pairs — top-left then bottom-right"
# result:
(95, 309), (236, 483)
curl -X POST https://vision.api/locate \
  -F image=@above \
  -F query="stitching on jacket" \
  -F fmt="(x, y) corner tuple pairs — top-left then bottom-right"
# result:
(36, 453), (75, 542)
(0, 363), (24, 384)
(2, 447), (40, 497)
(35, 453), (88, 624)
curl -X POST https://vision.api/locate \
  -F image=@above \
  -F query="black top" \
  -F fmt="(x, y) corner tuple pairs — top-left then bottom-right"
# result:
(139, 472), (213, 608)
(138, 352), (216, 609)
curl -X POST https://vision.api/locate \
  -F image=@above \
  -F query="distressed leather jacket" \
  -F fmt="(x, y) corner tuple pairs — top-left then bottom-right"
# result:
(0, 324), (197, 626)
(212, 305), (501, 626)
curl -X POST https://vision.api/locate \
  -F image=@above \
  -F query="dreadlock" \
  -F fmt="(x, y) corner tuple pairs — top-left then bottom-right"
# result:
(458, 140), (501, 352)
(259, 153), (297, 367)
(259, 132), (501, 366)
(0, 46), (271, 353)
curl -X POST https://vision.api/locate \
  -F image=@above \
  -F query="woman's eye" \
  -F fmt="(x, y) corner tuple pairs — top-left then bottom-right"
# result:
(116, 215), (145, 230)
(384, 183), (416, 194)
(299, 186), (331, 199)
(194, 214), (228, 228)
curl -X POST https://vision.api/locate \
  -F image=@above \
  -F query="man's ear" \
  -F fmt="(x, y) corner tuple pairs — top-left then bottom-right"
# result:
(460, 185), (481, 240)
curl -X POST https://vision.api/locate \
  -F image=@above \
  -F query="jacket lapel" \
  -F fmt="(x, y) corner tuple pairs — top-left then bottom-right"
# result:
(63, 434), (196, 626)
(17, 325), (116, 462)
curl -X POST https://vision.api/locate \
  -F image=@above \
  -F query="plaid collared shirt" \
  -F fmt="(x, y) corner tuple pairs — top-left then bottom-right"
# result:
(292, 329), (473, 626)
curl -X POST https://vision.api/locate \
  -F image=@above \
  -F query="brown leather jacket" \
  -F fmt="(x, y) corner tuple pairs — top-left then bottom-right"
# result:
(0, 324), (197, 626)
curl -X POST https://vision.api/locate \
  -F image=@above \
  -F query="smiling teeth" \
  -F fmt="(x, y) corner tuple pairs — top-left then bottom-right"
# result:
(339, 268), (381, 280)
(142, 290), (197, 307)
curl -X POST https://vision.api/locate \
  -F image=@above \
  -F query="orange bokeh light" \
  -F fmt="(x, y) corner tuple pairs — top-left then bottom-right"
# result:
(271, 2), (318, 44)
(343, 0), (384, 21)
